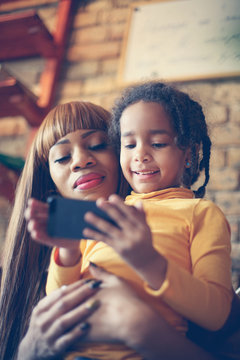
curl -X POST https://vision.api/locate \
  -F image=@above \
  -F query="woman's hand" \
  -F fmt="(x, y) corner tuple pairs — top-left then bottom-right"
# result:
(83, 195), (167, 289)
(17, 279), (101, 360)
(25, 198), (81, 266)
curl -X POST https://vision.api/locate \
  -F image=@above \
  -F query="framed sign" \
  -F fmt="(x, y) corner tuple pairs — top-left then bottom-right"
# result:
(118, 0), (240, 84)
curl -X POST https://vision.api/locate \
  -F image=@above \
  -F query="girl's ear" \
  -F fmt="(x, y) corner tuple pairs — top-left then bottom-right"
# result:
(184, 148), (192, 169)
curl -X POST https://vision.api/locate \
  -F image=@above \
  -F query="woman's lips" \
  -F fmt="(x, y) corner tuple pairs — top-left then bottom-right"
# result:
(74, 173), (104, 190)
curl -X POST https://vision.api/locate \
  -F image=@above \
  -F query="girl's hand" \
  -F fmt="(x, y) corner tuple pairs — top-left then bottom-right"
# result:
(17, 279), (101, 360)
(25, 198), (81, 266)
(83, 195), (167, 289)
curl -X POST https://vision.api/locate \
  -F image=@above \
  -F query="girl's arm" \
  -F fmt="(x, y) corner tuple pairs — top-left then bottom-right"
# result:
(87, 265), (218, 360)
(83, 195), (233, 331)
(83, 194), (168, 289)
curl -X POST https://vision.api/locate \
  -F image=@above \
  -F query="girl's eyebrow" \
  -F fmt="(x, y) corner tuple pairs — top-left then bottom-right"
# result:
(53, 130), (98, 147)
(121, 129), (171, 137)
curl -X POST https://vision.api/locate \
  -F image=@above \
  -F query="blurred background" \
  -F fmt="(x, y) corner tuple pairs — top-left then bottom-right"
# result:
(0, 0), (239, 287)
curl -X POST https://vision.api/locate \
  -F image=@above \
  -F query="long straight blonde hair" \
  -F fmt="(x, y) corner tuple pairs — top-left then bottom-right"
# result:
(0, 101), (129, 360)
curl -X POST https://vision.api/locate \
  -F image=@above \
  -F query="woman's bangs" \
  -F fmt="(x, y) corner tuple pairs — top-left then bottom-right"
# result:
(34, 102), (110, 163)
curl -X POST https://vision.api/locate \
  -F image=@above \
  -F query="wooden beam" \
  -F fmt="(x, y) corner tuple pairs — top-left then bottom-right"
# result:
(0, 11), (57, 60)
(38, 0), (75, 109)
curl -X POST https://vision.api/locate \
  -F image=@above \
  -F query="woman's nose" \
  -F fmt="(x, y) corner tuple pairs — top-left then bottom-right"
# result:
(71, 149), (96, 171)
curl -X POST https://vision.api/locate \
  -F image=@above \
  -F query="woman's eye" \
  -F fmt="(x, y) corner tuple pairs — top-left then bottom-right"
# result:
(124, 144), (135, 149)
(89, 142), (108, 151)
(54, 155), (71, 163)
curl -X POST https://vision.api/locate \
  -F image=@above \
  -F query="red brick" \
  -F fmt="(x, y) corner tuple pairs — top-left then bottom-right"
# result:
(73, 11), (98, 28)
(214, 191), (240, 215)
(82, 75), (117, 95)
(64, 61), (99, 80)
(211, 123), (240, 146)
(0, 117), (28, 136)
(210, 148), (226, 168)
(71, 26), (108, 44)
(98, 8), (129, 24)
(230, 104), (240, 124)
(208, 168), (239, 191)
(207, 104), (227, 125)
(67, 41), (121, 61)
(228, 147), (240, 167)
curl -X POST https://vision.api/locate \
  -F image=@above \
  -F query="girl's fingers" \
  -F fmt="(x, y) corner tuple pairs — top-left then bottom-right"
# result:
(98, 196), (145, 229)
(84, 212), (120, 240)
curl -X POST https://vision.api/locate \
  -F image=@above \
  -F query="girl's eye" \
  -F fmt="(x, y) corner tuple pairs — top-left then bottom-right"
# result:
(152, 143), (168, 148)
(54, 155), (71, 163)
(89, 142), (108, 151)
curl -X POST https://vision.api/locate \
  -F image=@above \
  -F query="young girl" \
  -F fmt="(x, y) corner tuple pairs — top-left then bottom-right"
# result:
(42, 82), (232, 359)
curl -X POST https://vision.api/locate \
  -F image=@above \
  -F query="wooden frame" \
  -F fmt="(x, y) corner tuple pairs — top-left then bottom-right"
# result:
(118, 0), (240, 84)
(0, 0), (76, 126)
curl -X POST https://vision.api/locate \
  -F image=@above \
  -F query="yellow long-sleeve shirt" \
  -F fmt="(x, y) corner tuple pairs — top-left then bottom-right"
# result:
(46, 188), (233, 360)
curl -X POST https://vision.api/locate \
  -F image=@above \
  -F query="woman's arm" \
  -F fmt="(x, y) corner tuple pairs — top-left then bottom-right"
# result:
(17, 265), (217, 360)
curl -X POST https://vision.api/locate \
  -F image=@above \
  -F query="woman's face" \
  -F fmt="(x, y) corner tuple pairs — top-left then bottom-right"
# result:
(49, 129), (119, 201)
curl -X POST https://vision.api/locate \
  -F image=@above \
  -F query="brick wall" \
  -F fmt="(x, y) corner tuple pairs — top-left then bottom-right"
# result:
(1, 0), (240, 286)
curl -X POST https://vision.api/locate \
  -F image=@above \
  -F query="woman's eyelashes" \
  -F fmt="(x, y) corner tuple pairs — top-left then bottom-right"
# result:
(89, 142), (108, 151)
(53, 142), (108, 163)
(54, 154), (71, 163)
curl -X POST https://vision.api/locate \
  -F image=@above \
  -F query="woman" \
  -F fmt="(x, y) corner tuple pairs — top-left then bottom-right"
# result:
(0, 101), (126, 360)
(0, 101), (236, 360)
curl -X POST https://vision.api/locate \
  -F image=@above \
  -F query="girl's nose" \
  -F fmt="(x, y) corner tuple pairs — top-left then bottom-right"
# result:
(134, 146), (151, 163)
(71, 149), (96, 171)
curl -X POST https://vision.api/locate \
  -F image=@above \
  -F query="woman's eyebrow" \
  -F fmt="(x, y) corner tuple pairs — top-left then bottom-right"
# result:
(54, 138), (70, 146)
(52, 130), (99, 147)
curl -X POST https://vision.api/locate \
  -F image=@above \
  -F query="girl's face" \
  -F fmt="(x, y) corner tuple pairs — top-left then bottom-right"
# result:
(120, 101), (190, 194)
(49, 129), (119, 201)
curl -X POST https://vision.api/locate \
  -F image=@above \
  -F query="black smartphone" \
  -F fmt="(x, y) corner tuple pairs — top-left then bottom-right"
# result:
(47, 196), (117, 240)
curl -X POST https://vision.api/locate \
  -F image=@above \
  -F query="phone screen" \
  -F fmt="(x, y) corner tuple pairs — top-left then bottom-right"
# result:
(47, 196), (117, 240)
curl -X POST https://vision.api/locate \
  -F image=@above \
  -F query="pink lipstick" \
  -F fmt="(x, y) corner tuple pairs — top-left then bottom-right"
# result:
(74, 173), (104, 190)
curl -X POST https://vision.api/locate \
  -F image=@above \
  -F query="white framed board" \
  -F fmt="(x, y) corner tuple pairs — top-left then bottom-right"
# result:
(118, 0), (240, 84)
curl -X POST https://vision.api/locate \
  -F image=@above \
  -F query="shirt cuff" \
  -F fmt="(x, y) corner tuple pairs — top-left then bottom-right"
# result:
(143, 259), (174, 297)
